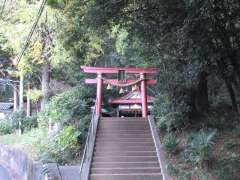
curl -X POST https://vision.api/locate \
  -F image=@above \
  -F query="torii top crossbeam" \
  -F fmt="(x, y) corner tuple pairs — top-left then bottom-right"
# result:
(81, 66), (159, 118)
(81, 66), (159, 74)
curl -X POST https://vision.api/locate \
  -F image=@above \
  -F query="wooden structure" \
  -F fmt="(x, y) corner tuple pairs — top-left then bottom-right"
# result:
(0, 102), (13, 119)
(110, 90), (155, 116)
(81, 66), (159, 117)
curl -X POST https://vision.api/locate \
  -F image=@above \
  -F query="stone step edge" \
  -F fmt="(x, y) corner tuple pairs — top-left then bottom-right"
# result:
(90, 173), (162, 176)
(92, 161), (159, 164)
(93, 156), (157, 158)
(91, 167), (161, 170)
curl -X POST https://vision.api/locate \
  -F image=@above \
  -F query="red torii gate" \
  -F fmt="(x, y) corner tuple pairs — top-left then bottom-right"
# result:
(81, 66), (159, 118)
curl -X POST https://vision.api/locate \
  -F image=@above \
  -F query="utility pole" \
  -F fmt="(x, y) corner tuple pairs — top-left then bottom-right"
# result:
(18, 72), (24, 135)
(27, 83), (31, 116)
(13, 82), (18, 111)
(19, 72), (24, 109)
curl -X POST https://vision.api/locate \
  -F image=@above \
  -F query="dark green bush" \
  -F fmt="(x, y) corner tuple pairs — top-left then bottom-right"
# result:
(6, 110), (37, 132)
(36, 86), (92, 164)
(0, 120), (13, 135)
(183, 130), (216, 166)
(38, 86), (93, 127)
(38, 125), (83, 164)
(163, 133), (180, 154)
(154, 93), (191, 132)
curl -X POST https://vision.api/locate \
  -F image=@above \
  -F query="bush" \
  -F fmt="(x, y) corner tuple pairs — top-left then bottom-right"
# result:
(183, 130), (216, 166)
(0, 120), (13, 135)
(35, 85), (93, 164)
(38, 86), (93, 127)
(6, 110), (37, 132)
(29, 89), (42, 103)
(38, 125), (83, 164)
(224, 139), (238, 149)
(154, 93), (191, 131)
(163, 133), (180, 154)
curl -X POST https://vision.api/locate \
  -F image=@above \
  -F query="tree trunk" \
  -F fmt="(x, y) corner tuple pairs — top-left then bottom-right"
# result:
(225, 80), (238, 112)
(194, 72), (209, 113)
(19, 73), (24, 110)
(26, 84), (31, 116)
(41, 63), (50, 110)
(13, 83), (18, 111)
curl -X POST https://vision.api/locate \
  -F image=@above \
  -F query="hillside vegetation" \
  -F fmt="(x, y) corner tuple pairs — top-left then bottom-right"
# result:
(0, 0), (239, 179)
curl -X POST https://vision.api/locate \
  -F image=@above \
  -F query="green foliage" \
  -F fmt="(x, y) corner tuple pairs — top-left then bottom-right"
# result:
(212, 158), (235, 180)
(37, 125), (83, 164)
(6, 110), (37, 132)
(227, 153), (240, 163)
(29, 89), (42, 103)
(233, 125), (240, 137)
(154, 93), (191, 131)
(163, 133), (180, 154)
(183, 130), (216, 166)
(47, 0), (66, 9)
(0, 110), (37, 135)
(224, 139), (239, 149)
(0, 120), (13, 135)
(38, 86), (93, 127)
(168, 163), (212, 180)
(213, 166), (233, 180)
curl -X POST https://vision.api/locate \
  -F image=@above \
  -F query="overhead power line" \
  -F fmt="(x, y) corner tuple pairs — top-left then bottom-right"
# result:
(15, 0), (48, 66)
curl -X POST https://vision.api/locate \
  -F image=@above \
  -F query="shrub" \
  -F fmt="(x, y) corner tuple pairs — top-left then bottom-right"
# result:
(154, 93), (191, 131)
(183, 130), (216, 166)
(29, 89), (42, 103)
(38, 125), (83, 164)
(6, 110), (37, 132)
(0, 120), (13, 135)
(163, 133), (180, 154)
(7, 110), (26, 130)
(224, 139), (238, 149)
(38, 86), (93, 127)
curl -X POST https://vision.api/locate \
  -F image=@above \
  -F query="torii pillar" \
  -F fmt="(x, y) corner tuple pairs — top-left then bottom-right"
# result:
(96, 73), (103, 116)
(140, 73), (148, 118)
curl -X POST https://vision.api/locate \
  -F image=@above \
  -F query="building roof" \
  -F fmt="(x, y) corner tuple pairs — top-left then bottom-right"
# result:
(0, 103), (13, 112)
(110, 90), (155, 104)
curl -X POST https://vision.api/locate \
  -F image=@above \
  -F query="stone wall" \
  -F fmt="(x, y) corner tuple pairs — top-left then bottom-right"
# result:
(0, 144), (43, 180)
(0, 144), (81, 180)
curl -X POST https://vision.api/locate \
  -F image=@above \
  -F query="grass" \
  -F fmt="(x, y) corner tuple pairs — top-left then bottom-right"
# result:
(164, 110), (240, 180)
(0, 128), (48, 160)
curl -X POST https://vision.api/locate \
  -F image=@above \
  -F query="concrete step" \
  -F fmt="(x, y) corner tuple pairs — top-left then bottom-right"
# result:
(98, 125), (150, 133)
(95, 142), (155, 147)
(99, 121), (148, 124)
(94, 146), (156, 152)
(101, 118), (147, 121)
(90, 174), (163, 180)
(98, 125), (149, 129)
(97, 133), (152, 139)
(91, 162), (160, 168)
(98, 126), (150, 130)
(95, 138), (153, 143)
(94, 151), (157, 157)
(99, 120), (149, 124)
(92, 156), (158, 162)
(91, 167), (161, 174)
(97, 130), (151, 134)
(97, 131), (151, 135)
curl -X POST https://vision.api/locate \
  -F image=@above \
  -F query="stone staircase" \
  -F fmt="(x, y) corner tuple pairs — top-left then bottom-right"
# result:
(89, 117), (163, 180)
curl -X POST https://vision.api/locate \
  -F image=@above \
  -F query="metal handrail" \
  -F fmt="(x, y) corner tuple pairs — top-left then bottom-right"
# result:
(79, 100), (99, 180)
